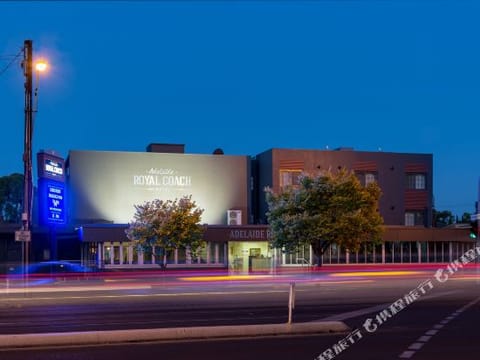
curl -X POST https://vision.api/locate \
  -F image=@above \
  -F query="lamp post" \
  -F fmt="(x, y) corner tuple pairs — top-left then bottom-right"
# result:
(21, 40), (33, 278)
(20, 39), (47, 278)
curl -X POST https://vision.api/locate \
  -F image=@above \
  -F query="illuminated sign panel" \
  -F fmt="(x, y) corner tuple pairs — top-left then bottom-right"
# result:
(67, 150), (249, 225)
(37, 152), (65, 182)
(45, 159), (64, 177)
(39, 180), (66, 225)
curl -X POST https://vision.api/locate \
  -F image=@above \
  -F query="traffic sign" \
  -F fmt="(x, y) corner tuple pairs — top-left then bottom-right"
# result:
(15, 230), (31, 242)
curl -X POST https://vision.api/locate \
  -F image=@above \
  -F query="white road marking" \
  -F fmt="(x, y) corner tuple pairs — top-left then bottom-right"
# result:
(399, 350), (415, 358)
(408, 343), (425, 350)
(398, 296), (480, 358)
(317, 290), (461, 322)
(417, 335), (431, 342)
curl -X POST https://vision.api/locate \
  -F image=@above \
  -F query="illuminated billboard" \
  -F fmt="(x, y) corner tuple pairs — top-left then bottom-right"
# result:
(37, 152), (65, 182)
(38, 180), (66, 225)
(67, 150), (250, 225)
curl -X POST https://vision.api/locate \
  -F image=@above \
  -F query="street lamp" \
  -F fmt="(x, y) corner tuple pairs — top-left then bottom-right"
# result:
(34, 59), (47, 113)
(35, 61), (47, 72)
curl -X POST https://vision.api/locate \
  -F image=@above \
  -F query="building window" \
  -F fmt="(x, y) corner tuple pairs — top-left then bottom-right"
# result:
(365, 173), (376, 186)
(407, 174), (426, 190)
(405, 211), (425, 226)
(356, 172), (377, 186)
(280, 169), (302, 189)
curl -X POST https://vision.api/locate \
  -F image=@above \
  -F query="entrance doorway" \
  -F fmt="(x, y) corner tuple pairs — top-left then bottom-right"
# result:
(228, 241), (271, 273)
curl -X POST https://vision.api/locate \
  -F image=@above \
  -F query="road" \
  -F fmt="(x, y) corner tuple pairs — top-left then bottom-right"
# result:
(0, 266), (462, 334)
(0, 265), (479, 359)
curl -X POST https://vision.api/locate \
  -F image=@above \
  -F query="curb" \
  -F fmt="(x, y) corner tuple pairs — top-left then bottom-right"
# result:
(0, 321), (350, 349)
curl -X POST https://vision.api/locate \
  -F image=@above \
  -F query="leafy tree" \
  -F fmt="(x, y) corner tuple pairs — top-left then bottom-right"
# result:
(265, 168), (384, 267)
(432, 209), (455, 227)
(125, 195), (205, 268)
(0, 173), (24, 223)
(460, 212), (471, 224)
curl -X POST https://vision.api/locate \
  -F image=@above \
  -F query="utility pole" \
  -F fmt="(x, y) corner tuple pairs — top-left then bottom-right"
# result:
(16, 40), (48, 277)
(22, 39), (33, 276)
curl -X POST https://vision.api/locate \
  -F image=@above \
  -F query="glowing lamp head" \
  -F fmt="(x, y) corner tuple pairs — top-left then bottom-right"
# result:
(35, 61), (48, 72)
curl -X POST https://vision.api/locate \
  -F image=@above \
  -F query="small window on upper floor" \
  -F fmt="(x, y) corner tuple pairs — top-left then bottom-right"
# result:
(406, 174), (426, 190)
(280, 169), (302, 189)
(365, 173), (376, 186)
(356, 172), (377, 187)
(405, 211), (425, 226)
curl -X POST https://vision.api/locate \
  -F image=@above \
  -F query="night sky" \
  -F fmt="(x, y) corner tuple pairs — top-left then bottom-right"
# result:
(1, 1), (479, 217)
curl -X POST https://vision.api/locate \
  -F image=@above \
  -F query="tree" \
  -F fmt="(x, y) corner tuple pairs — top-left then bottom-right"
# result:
(0, 173), (24, 223)
(125, 195), (205, 268)
(460, 212), (471, 224)
(432, 209), (455, 227)
(265, 168), (384, 267)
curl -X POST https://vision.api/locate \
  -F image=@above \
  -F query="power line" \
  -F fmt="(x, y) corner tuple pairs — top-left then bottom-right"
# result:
(0, 49), (23, 78)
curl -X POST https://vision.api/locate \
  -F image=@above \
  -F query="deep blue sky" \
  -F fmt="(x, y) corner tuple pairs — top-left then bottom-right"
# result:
(1, 1), (479, 217)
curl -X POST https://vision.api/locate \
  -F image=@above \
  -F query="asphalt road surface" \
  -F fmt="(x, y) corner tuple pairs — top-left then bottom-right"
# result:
(0, 265), (479, 359)
(1, 289), (479, 360)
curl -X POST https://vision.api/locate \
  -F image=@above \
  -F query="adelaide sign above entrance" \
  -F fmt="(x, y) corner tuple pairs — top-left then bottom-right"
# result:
(228, 228), (272, 241)
(203, 225), (272, 243)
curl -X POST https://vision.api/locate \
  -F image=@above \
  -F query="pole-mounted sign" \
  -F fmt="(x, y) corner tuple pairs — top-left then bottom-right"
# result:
(37, 151), (66, 226)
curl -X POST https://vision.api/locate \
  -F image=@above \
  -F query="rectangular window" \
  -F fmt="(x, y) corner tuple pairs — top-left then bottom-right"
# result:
(405, 211), (425, 226)
(218, 243), (225, 264)
(196, 245), (208, 264)
(122, 244), (129, 264)
(104, 244), (112, 265)
(177, 247), (187, 264)
(113, 245), (120, 265)
(143, 247), (152, 264)
(355, 172), (377, 187)
(407, 174), (426, 190)
(279, 169), (302, 189)
(405, 213), (415, 226)
(166, 249), (175, 265)
(365, 173), (376, 186)
(132, 247), (138, 264)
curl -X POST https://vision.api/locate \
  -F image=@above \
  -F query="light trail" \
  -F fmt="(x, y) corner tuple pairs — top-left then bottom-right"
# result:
(330, 271), (427, 277)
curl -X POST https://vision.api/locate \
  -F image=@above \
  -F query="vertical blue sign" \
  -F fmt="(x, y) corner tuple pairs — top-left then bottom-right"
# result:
(39, 179), (66, 225)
